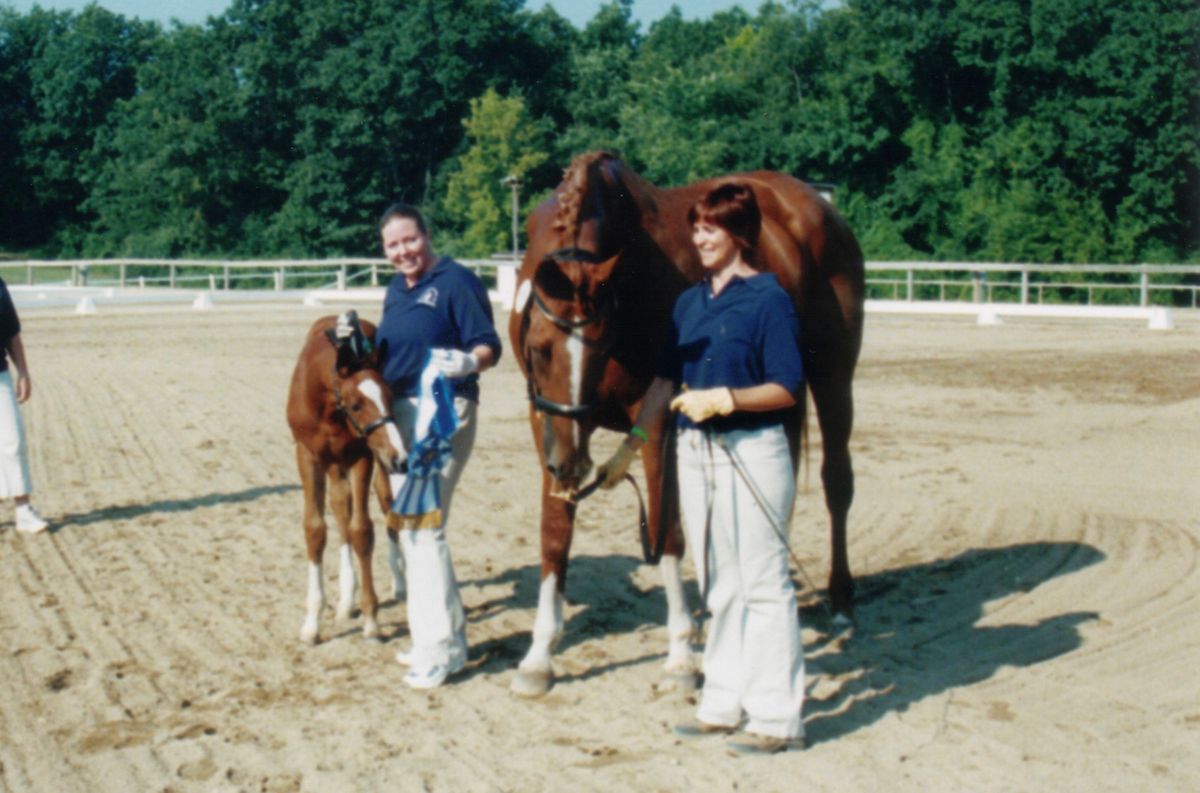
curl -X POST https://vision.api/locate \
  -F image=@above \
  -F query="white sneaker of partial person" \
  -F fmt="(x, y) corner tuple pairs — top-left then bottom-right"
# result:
(403, 654), (466, 690)
(15, 504), (49, 534)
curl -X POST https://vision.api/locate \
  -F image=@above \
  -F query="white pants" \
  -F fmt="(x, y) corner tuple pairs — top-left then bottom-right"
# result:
(677, 424), (805, 740)
(390, 396), (476, 670)
(0, 370), (32, 499)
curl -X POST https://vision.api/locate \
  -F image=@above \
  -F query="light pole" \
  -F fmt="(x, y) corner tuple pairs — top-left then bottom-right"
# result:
(501, 174), (522, 261)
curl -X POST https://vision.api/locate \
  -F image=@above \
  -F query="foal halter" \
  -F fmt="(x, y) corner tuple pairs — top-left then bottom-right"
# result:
(330, 366), (397, 440)
(520, 247), (617, 420)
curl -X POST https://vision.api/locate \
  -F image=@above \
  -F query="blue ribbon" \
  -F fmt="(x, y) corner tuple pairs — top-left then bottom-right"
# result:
(389, 357), (459, 529)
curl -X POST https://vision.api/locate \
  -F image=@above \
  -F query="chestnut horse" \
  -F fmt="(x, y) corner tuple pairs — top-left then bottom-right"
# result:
(286, 314), (406, 643)
(509, 151), (864, 696)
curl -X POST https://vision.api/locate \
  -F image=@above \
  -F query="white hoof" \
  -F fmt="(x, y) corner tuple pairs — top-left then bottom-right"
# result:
(362, 618), (381, 641)
(299, 622), (320, 645)
(335, 604), (356, 622)
(510, 666), (553, 698)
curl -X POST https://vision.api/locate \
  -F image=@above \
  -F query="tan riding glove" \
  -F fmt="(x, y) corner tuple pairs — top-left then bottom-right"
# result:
(596, 437), (639, 489)
(670, 387), (736, 423)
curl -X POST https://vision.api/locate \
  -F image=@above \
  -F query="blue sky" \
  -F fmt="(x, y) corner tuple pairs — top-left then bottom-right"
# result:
(1, 1), (755, 29)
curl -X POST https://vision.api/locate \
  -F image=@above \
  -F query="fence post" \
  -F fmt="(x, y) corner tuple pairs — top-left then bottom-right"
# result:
(906, 268), (914, 301)
(337, 264), (347, 291)
(275, 268), (284, 291)
(1139, 270), (1149, 306)
(169, 264), (177, 288)
(224, 264), (231, 290)
(371, 264), (379, 287)
(120, 263), (127, 288)
(1020, 269), (1029, 304)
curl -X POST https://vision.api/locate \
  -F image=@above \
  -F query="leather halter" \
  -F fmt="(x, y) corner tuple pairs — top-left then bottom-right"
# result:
(330, 365), (397, 439)
(520, 247), (616, 420)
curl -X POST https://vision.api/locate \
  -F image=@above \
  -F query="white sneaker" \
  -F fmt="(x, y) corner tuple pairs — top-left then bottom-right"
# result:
(15, 505), (48, 534)
(403, 655), (466, 690)
(394, 647), (414, 667)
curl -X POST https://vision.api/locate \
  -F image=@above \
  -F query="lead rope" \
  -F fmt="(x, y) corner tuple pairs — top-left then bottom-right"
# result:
(709, 432), (835, 624)
(695, 429), (717, 637)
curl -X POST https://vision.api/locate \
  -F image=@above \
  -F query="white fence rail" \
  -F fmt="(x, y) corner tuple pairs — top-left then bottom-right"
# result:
(2, 258), (1198, 309)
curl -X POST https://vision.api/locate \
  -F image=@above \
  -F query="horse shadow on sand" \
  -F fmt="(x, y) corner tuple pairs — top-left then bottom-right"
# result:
(459, 539), (1103, 735)
(459, 553), (683, 685)
(799, 539), (1104, 744)
(46, 484), (300, 531)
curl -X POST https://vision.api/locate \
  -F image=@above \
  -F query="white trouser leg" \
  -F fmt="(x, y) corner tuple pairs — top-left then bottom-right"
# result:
(393, 396), (477, 670)
(0, 370), (31, 499)
(677, 426), (805, 738)
(400, 527), (467, 668)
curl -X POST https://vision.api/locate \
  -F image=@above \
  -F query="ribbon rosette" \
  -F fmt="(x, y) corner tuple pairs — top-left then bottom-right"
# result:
(389, 355), (460, 530)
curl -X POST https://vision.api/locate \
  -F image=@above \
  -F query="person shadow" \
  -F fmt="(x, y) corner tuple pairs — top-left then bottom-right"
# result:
(46, 484), (300, 531)
(458, 539), (1103, 727)
(799, 540), (1105, 744)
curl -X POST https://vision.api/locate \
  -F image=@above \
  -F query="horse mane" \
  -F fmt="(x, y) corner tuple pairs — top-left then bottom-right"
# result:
(553, 150), (618, 237)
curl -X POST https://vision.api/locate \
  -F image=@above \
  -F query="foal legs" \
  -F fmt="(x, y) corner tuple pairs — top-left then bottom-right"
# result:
(328, 459), (381, 639)
(297, 445), (328, 644)
(379, 467), (406, 600)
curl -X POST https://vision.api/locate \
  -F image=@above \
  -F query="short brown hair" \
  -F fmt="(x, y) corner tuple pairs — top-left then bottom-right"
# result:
(379, 202), (428, 235)
(687, 182), (761, 253)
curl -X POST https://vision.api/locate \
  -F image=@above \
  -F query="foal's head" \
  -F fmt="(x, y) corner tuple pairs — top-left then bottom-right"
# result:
(325, 319), (405, 474)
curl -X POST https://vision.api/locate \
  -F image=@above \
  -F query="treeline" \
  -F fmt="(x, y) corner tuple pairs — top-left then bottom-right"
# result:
(1, 0), (1196, 263)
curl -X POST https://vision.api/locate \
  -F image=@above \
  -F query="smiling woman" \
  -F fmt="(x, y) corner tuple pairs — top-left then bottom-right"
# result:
(373, 201), (503, 690)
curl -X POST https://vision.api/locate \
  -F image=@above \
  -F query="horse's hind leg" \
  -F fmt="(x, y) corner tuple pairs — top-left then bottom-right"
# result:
(809, 372), (856, 624)
(296, 445), (328, 644)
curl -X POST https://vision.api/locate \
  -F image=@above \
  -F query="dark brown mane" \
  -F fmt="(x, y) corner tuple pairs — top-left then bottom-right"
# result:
(552, 150), (617, 236)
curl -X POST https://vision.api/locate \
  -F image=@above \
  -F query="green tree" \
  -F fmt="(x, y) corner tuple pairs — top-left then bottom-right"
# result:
(83, 22), (273, 256)
(441, 88), (549, 257)
(5, 6), (156, 252)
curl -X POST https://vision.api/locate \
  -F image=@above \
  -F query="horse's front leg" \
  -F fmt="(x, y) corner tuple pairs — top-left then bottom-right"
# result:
(374, 464), (406, 601)
(346, 456), (380, 640)
(641, 420), (699, 690)
(326, 463), (362, 626)
(511, 472), (576, 698)
(296, 444), (327, 644)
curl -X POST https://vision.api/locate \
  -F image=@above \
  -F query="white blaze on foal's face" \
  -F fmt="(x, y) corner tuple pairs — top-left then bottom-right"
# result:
(357, 379), (404, 453)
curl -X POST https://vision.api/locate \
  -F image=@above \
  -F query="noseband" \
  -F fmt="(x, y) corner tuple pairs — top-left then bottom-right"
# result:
(521, 247), (617, 420)
(331, 366), (397, 440)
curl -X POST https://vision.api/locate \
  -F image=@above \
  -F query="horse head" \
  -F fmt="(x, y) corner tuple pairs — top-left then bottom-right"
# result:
(325, 315), (405, 474)
(517, 151), (634, 496)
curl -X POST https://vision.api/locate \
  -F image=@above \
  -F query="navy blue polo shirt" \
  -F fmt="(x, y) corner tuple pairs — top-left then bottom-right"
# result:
(377, 257), (502, 402)
(0, 278), (19, 374)
(656, 272), (804, 432)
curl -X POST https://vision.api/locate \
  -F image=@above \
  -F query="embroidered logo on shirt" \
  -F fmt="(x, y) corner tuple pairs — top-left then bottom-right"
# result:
(418, 287), (439, 308)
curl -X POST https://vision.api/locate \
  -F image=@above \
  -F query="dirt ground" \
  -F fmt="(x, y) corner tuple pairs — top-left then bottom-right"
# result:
(1, 302), (1197, 792)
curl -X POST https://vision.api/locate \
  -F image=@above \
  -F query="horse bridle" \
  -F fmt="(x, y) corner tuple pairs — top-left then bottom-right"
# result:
(521, 247), (618, 420)
(330, 365), (397, 440)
